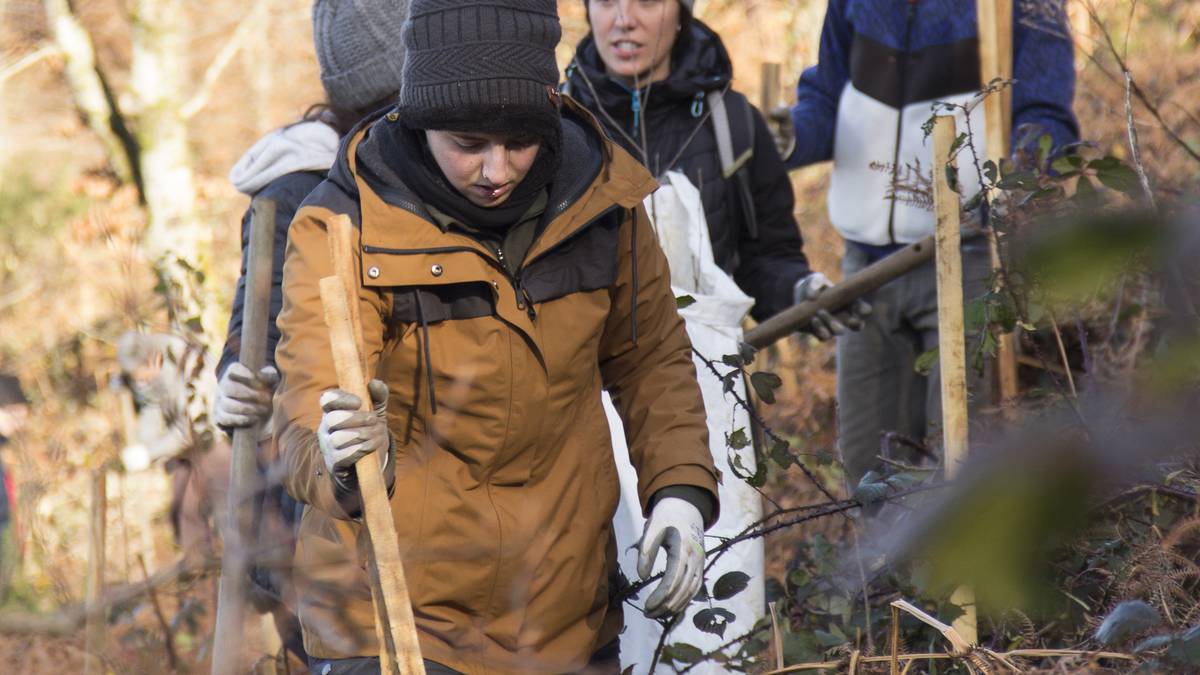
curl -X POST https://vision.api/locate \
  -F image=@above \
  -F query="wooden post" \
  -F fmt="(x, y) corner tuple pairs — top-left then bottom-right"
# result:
(84, 470), (107, 675)
(931, 115), (977, 644)
(211, 198), (277, 675)
(322, 214), (425, 675)
(760, 62), (781, 114)
(978, 0), (1020, 412)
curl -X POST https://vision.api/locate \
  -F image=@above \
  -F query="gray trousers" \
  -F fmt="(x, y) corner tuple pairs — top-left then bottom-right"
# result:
(835, 238), (993, 488)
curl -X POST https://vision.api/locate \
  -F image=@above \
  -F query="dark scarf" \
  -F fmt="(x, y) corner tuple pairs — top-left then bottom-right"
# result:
(376, 121), (560, 233)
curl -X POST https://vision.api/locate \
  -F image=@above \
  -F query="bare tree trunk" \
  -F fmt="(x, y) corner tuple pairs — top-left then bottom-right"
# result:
(129, 0), (217, 344)
(41, 0), (139, 188)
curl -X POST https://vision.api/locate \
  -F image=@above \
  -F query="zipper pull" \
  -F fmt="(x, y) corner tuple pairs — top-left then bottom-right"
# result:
(517, 282), (537, 321)
(631, 89), (642, 135)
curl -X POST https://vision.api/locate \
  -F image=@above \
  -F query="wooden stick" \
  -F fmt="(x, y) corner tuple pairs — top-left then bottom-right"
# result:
(322, 214), (425, 675)
(138, 553), (179, 670)
(978, 0), (1020, 413)
(931, 115), (978, 645)
(212, 198), (277, 675)
(744, 235), (935, 349)
(763, 648), (1135, 674)
(760, 62), (781, 114)
(768, 601), (784, 670)
(84, 469), (107, 675)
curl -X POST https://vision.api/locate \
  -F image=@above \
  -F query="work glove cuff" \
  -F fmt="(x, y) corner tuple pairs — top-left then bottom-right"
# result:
(331, 433), (397, 518)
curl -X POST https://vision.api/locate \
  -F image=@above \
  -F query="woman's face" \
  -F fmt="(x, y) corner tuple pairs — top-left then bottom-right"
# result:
(425, 130), (541, 208)
(588, 0), (681, 86)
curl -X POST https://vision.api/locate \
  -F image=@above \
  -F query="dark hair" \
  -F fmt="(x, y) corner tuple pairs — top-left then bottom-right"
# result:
(299, 93), (399, 137)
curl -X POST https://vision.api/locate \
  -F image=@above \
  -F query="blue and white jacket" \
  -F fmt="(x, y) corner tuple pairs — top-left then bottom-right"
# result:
(788, 0), (1079, 248)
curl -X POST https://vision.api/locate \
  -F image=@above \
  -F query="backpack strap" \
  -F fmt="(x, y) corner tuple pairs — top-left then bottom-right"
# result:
(706, 89), (759, 239)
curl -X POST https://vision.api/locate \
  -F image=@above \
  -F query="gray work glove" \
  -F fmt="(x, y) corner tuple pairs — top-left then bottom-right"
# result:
(638, 497), (706, 618)
(213, 363), (278, 430)
(793, 272), (872, 341)
(318, 379), (392, 493)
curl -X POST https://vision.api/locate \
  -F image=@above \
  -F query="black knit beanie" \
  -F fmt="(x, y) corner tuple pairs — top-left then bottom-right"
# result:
(397, 0), (563, 150)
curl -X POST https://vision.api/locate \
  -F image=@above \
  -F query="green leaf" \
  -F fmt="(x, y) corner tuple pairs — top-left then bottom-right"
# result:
(713, 571), (752, 600)
(722, 353), (745, 367)
(726, 428), (751, 450)
(814, 629), (847, 647)
(963, 190), (985, 212)
(663, 643), (705, 664)
(730, 451), (767, 488)
(997, 170), (1038, 191)
(769, 439), (797, 469)
(676, 295), (696, 309)
(750, 371), (783, 404)
(983, 160), (999, 183)
(914, 347), (940, 376)
(944, 165), (960, 194)
(1037, 133), (1053, 166)
(1051, 155), (1082, 176)
(789, 568), (811, 588)
(815, 448), (835, 466)
(693, 607), (736, 638)
(949, 132), (968, 155)
(1093, 159), (1141, 197)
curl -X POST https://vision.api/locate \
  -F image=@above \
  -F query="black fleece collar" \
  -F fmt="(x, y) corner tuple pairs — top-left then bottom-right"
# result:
(346, 106), (605, 230)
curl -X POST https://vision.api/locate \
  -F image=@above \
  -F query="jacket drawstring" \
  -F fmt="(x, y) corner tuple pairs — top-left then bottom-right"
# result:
(631, 89), (642, 136)
(630, 207), (639, 348)
(413, 289), (439, 415)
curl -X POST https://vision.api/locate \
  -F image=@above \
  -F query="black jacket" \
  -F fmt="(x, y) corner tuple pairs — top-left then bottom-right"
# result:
(566, 20), (811, 321)
(217, 170), (325, 379)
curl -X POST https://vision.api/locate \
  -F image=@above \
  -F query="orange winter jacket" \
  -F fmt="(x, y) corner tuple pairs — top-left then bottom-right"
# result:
(273, 100), (719, 673)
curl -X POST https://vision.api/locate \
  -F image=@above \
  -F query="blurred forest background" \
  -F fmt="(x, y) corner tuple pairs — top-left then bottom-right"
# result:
(0, 0), (1198, 671)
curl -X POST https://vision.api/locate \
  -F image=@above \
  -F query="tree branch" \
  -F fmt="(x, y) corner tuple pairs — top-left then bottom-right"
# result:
(181, 1), (265, 120)
(0, 43), (59, 84)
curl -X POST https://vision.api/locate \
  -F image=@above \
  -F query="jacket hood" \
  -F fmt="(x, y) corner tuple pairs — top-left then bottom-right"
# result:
(229, 121), (340, 195)
(332, 98), (653, 227)
(569, 19), (732, 113)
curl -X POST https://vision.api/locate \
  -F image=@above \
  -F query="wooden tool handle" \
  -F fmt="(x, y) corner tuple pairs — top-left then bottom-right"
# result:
(212, 198), (276, 675)
(743, 235), (936, 350)
(321, 213), (426, 675)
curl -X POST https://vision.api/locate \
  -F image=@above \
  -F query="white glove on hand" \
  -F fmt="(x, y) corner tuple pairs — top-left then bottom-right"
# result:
(638, 497), (705, 618)
(318, 379), (391, 488)
(213, 363), (279, 429)
(793, 272), (873, 341)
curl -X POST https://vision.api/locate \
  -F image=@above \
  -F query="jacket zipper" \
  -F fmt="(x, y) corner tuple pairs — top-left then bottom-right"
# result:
(885, 0), (919, 245)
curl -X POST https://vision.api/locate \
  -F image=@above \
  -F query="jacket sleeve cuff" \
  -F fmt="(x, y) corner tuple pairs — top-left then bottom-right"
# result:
(650, 485), (717, 529)
(330, 435), (397, 519)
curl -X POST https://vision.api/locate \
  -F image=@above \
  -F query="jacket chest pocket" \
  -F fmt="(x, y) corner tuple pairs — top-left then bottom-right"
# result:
(386, 282), (496, 331)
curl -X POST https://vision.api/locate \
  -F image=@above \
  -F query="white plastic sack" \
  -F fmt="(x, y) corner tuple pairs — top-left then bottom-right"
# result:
(606, 171), (764, 674)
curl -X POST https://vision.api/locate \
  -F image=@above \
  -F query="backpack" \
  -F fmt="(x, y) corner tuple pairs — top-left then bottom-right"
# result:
(705, 89), (760, 239)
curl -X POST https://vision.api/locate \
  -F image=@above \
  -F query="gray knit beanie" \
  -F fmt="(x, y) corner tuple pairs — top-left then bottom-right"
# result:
(312, 0), (409, 112)
(397, 0), (563, 143)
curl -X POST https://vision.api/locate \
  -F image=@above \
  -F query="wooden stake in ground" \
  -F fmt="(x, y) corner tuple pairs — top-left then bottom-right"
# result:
(321, 214), (425, 675)
(211, 198), (277, 675)
(931, 115), (978, 644)
(84, 469), (107, 675)
(977, 0), (1020, 412)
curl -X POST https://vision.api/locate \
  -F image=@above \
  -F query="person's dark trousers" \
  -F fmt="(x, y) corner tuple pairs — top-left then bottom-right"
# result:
(835, 236), (994, 488)
(309, 641), (621, 675)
